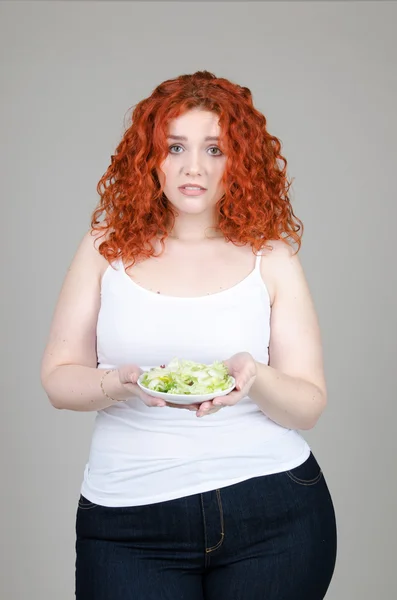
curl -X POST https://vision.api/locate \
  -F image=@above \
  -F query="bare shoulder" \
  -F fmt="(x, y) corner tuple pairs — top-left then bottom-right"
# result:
(71, 227), (112, 281)
(259, 239), (303, 304)
(260, 239), (297, 262)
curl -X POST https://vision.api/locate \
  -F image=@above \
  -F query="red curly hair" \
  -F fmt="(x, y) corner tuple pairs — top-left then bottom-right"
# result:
(91, 70), (303, 267)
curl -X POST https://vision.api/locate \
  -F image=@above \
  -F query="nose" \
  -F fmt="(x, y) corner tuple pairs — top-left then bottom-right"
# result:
(183, 150), (203, 176)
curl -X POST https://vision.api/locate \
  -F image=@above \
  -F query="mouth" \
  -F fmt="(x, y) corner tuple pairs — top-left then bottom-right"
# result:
(178, 186), (207, 197)
(178, 184), (207, 191)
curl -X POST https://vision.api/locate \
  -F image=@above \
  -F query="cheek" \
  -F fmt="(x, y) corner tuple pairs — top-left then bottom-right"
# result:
(215, 175), (226, 193)
(214, 161), (227, 183)
(158, 162), (178, 187)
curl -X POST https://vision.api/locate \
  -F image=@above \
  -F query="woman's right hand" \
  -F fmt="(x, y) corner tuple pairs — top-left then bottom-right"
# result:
(112, 364), (166, 407)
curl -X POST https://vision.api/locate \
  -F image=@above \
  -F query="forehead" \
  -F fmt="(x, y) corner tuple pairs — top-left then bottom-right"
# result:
(167, 109), (221, 138)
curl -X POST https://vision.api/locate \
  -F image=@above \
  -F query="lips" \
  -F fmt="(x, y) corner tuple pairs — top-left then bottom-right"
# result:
(179, 184), (207, 190)
(178, 186), (207, 196)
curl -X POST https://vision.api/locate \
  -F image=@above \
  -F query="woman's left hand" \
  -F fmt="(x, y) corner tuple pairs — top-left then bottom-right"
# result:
(196, 352), (257, 417)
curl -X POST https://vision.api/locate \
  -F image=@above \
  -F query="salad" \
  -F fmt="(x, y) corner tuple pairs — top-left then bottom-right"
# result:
(140, 358), (234, 396)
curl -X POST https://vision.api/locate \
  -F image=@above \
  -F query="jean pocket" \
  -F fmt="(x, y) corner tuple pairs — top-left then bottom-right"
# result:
(285, 452), (323, 486)
(78, 495), (99, 510)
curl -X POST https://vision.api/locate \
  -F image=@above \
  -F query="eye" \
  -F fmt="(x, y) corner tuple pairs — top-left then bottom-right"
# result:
(169, 144), (183, 153)
(208, 146), (223, 156)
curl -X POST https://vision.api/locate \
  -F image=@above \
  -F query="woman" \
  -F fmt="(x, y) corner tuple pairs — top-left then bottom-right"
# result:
(41, 71), (337, 599)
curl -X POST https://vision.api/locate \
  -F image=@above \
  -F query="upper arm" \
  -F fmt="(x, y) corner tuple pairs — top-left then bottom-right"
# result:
(262, 241), (327, 397)
(40, 229), (109, 386)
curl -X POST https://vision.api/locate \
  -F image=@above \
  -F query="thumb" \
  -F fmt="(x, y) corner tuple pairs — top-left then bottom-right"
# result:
(118, 364), (142, 385)
(129, 371), (139, 384)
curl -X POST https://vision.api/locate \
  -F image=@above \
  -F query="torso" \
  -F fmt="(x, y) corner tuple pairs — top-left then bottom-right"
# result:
(96, 236), (277, 304)
(84, 233), (310, 508)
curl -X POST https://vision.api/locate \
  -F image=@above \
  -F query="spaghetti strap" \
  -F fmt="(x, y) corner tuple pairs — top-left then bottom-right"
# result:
(254, 250), (263, 271)
(113, 255), (125, 272)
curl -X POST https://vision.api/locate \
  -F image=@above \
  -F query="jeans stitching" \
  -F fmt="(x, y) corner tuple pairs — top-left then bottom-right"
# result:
(200, 494), (210, 567)
(78, 496), (99, 510)
(205, 489), (225, 553)
(78, 503), (98, 510)
(285, 470), (323, 486)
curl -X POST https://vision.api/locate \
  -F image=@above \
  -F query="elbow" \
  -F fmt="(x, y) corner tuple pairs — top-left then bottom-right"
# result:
(300, 390), (327, 430)
(43, 388), (64, 410)
(41, 372), (64, 410)
(49, 397), (65, 410)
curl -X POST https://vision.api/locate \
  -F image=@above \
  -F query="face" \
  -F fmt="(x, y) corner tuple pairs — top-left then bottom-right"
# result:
(156, 109), (227, 217)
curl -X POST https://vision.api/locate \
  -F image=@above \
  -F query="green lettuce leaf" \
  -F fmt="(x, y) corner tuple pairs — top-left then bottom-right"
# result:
(140, 357), (234, 395)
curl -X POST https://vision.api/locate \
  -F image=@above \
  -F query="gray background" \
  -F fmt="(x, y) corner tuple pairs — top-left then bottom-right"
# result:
(1, 1), (396, 598)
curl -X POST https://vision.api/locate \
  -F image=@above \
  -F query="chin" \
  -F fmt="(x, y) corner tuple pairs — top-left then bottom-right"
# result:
(170, 198), (214, 214)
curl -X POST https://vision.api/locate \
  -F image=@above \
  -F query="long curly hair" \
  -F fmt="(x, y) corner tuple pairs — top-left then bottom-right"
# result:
(91, 70), (303, 267)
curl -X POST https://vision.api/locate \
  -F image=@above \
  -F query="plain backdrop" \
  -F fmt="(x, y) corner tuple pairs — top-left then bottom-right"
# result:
(1, 1), (396, 598)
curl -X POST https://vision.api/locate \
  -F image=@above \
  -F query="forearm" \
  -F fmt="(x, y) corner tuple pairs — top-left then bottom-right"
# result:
(249, 361), (327, 430)
(42, 365), (129, 411)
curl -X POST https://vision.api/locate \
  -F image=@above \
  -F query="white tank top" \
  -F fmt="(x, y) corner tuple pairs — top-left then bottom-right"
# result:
(81, 252), (310, 507)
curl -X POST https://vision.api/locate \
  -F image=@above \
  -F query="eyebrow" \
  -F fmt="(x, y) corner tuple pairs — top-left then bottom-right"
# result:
(167, 135), (220, 142)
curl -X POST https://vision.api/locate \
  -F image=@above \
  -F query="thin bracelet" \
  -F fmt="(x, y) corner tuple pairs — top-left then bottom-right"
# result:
(100, 369), (125, 403)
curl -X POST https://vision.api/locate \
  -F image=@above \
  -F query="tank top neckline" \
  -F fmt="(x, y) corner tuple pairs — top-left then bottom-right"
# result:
(112, 253), (268, 302)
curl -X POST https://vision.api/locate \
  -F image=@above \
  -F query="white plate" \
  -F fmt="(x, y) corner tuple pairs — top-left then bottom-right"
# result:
(137, 374), (236, 405)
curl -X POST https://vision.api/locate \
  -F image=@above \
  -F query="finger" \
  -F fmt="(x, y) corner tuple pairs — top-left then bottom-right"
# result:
(233, 377), (248, 391)
(147, 398), (167, 407)
(139, 390), (166, 407)
(213, 391), (241, 406)
(198, 401), (213, 411)
(195, 400), (214, 416)
(197, 405), (222, 417)
(165, 402), (200, 410)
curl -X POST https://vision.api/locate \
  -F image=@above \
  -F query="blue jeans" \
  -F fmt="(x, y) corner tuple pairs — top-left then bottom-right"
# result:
(75, 452), (337, 599)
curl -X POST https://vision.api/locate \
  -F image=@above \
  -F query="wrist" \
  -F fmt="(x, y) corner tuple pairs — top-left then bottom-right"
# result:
(249, 360), (263, 394)
(101, 369), (130, 403)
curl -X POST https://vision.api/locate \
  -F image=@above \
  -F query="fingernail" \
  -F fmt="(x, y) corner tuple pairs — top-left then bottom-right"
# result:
(213, 401), (223, 406)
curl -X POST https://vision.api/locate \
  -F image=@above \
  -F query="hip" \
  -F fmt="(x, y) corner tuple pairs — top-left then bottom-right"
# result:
(76, 451), (337, 557)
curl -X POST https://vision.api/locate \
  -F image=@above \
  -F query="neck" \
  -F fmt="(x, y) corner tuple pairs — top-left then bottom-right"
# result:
(165, 212), (222, 242)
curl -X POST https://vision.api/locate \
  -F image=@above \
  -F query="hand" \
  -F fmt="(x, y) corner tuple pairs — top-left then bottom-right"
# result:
(196, 352), (257, 417)
(116, 365), (167, 407)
